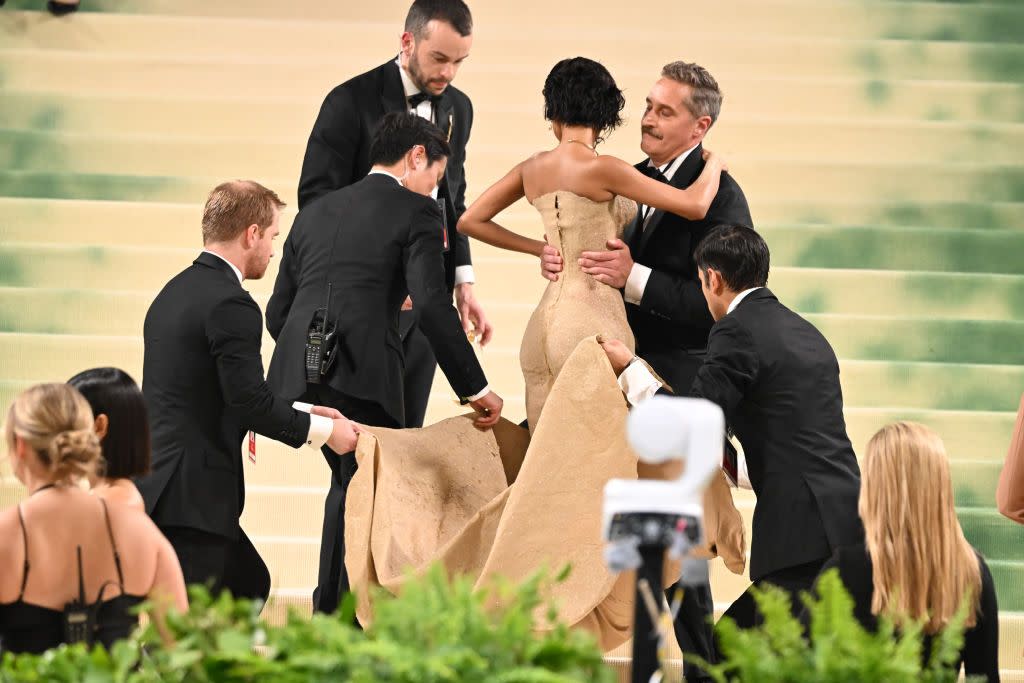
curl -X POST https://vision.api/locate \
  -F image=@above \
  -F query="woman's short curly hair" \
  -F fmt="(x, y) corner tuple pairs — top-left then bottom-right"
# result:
(543, 57), (624, 136)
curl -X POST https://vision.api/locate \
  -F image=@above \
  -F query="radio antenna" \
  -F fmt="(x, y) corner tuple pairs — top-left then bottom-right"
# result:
(322, 282), (333, 334)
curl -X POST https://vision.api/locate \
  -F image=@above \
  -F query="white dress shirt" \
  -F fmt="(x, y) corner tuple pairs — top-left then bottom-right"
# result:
(202, 249), (243, 284)
(615, 286), (762, 488)
(617, 286), (763, 402)
(201, 250), (334, 450)
(624, 143), (700, 305)
(396, 56), (475, 287)
(727, 287), (762, 315)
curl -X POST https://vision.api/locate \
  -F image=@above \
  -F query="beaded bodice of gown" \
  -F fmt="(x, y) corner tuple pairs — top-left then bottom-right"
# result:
(520, 192), (638, 431)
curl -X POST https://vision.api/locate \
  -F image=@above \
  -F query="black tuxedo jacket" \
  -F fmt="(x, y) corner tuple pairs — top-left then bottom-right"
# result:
(625, 143), (752, 392)
(689, 288), (862, 581)
(136, 252), (311, 539)
(266, 174), (487, 427)
(297, 59), (473, 291)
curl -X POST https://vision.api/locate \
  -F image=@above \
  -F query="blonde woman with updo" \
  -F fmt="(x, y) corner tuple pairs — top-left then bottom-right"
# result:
(807, 422), (999, 681)
(0, 383), (187, 655)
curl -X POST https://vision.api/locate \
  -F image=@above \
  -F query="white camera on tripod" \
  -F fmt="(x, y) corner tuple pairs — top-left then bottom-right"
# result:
(602, 396), (725, 578)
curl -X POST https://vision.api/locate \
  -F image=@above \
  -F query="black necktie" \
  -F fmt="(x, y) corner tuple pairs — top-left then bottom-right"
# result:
(639, 163), (668, 222)
(408, 92), (442, 108)
(641, 164), (667, 183)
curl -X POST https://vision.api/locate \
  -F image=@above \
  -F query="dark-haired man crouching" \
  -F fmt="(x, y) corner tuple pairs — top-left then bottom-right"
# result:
(602, 224), (862, 674)
(267, 112), (502, 614)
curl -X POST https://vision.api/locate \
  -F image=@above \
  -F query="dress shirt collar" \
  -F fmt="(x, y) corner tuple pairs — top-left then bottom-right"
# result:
(368, 168), (404, 185)
(396, 55), (421, 99)
(727, 287), (763, 315)
(202, 249), (243, 284)
(648, 142), (699, 184)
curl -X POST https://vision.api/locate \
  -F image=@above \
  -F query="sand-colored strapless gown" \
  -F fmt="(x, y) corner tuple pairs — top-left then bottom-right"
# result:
(343, 194), (745, 651)
(520, 192), (637, 431)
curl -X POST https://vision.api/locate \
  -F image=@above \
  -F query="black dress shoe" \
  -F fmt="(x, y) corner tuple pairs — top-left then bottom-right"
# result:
(47, 1), (80, 15)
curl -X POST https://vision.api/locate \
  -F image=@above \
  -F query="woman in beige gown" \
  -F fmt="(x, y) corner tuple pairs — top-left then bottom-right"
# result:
(460, 58), (724, 430)
(344, 58), (742, 651)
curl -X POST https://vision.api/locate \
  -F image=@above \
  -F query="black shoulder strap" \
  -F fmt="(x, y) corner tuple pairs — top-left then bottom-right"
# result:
(99, 499), (125, 587)
(16, 504), (29, 600)
(76, 546), (86, 605)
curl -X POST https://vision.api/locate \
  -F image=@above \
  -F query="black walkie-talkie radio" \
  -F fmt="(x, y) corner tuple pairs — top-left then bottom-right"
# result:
(304, 282), (338, 384)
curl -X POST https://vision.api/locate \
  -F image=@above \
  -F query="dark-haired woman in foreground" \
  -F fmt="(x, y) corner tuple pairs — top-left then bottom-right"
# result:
(458, 56), (725, 428)
(68, 367), (149, 512)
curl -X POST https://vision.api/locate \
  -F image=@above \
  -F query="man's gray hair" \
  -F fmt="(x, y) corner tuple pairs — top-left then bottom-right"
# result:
(661, 61), (722, 125)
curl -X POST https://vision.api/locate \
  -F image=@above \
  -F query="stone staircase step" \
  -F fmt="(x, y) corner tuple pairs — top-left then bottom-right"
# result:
(3, 1), (1022, 44)
(753, 200), (1024, 230)
(960, 509), (1024, 563)
(764, 225), (1024, 275)
(3, 46), (1024, 112)
(4, 118), (1023, 169)
(0, 406), (1015, 503)
(4, 85), (1022, 154)
(3, 160), (1023, 209)
(845, 407), (1016, 464)
(4, 25), (1024, 84)
(3, 91), (1024, 162)
(0, 315), (1022, 420)
(807, 314), (1024, 365)
(3, 263), (1023, 338)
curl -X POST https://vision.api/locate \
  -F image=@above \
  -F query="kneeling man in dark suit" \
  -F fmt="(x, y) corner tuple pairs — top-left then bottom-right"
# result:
(267, 112), (503, 614)
(607, 224), (862, 632)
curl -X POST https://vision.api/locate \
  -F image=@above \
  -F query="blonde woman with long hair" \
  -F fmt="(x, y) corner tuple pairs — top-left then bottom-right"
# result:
(0, 383), (187, 654)
(809, 422), (999, 681)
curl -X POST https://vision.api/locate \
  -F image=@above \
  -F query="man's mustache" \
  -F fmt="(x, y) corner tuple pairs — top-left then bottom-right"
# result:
(641, 126), (662, 140)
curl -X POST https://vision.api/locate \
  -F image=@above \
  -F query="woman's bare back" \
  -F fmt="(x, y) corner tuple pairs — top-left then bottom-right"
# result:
(521, 145), (619, 205)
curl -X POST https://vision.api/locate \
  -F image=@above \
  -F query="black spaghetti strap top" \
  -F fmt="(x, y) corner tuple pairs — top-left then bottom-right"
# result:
(0, 499), (146, 655)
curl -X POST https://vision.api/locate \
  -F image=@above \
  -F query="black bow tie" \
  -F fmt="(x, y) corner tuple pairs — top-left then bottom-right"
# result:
(642, 164), (668, 183)
(408, 92), (442, 108)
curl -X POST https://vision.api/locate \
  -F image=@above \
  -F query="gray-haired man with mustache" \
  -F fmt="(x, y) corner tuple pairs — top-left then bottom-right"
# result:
(541, 61), (752, 683)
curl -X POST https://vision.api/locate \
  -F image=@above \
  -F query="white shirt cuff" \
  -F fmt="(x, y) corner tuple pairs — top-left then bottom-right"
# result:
(737, 452), (752, 490)
(617, 361), (662, 407)
(464, 384), (490, 402)
(454, 265), (476, 286)
(624, 263), (653, 305)
(293, 401), (333, 450)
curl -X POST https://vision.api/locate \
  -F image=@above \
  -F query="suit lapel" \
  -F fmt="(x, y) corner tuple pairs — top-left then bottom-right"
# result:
(380, 60), (455, 242)
(635, 142), (705, 256)
(434, 95), (456, 207)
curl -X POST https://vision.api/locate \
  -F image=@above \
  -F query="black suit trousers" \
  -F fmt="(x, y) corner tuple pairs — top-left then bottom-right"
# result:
(719, 558), (827, 630)
(302, 384), (397, 614)
(400, 310), (437, 429)
(162, 526), (271, 606)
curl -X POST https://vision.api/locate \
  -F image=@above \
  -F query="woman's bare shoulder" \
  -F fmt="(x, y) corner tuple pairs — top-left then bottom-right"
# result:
(593, 153), (634, 174)
(94, 480), (146, 514)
